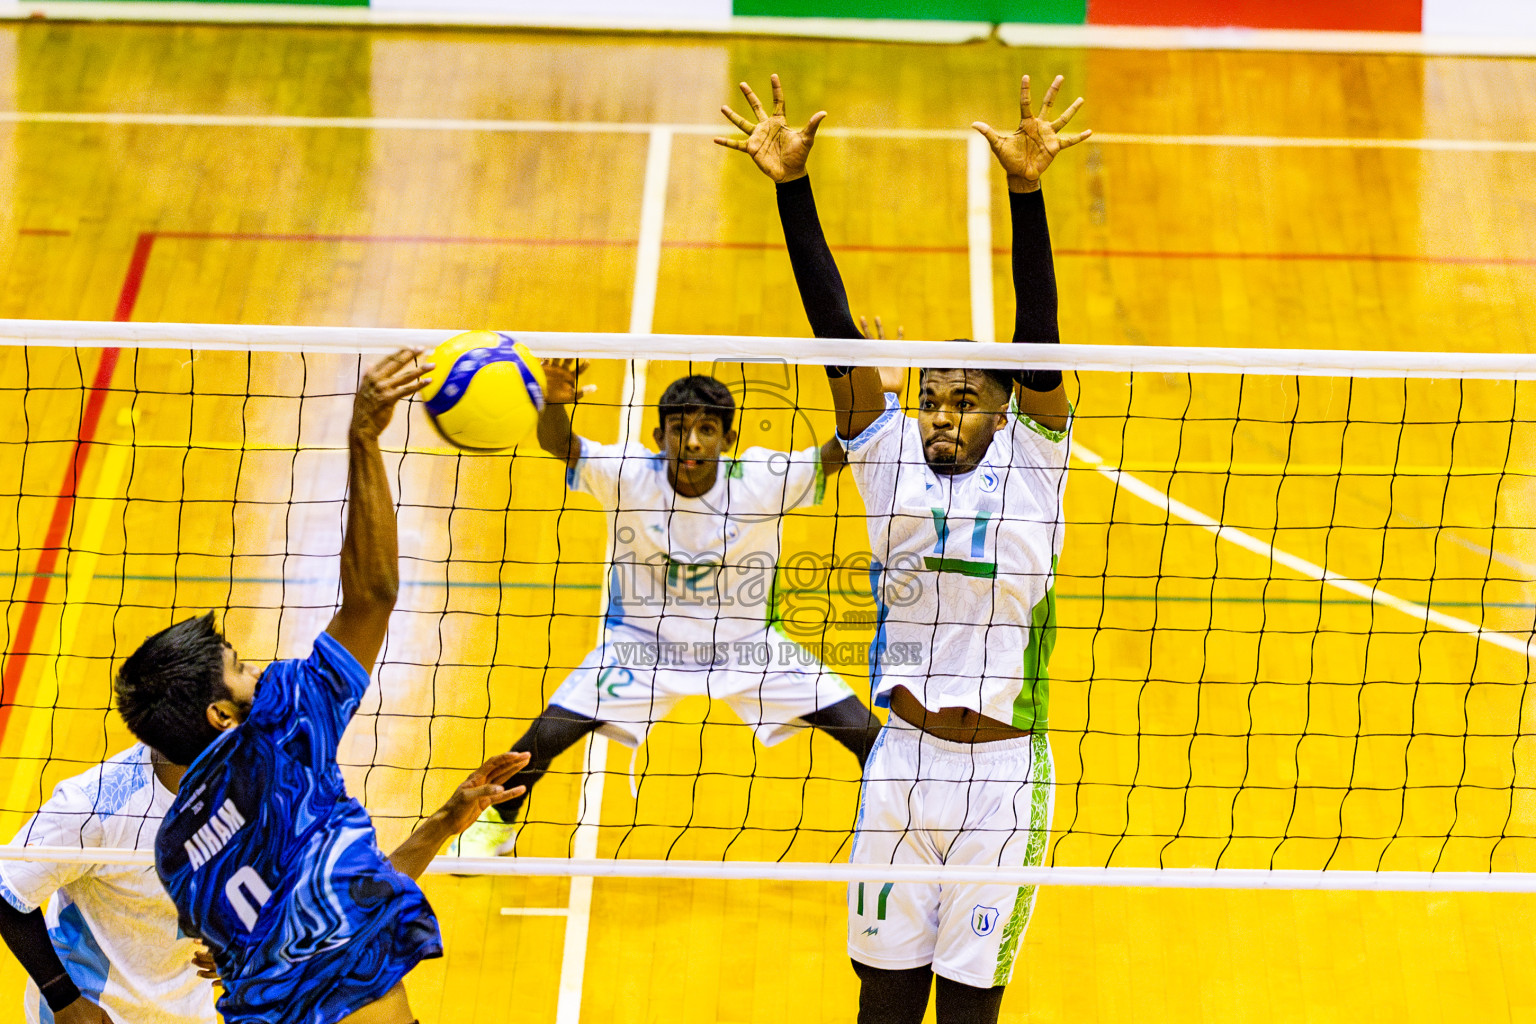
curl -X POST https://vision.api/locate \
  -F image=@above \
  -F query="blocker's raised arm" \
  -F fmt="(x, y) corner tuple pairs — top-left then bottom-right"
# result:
(974, 74), (1090, 433)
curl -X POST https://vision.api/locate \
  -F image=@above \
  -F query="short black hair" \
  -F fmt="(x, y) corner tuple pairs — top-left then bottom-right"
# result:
(115, 612), (233, 765)
(657, 375), (735, 433)
(921, 339), (1016, 402)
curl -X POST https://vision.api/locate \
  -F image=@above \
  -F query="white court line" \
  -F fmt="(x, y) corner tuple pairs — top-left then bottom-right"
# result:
(1071, 444), (1536, 661)
(552, 125), (672, 1024)
(1, 109), (1534, 153)
(965, 133), (995, 345)
(627, 129), (673, 338)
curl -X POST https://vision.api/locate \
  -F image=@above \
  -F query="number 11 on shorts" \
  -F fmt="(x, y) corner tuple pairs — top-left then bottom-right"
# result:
(854, 881), (895, 928)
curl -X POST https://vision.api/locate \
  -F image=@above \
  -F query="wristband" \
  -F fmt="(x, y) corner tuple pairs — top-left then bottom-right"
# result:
(1016, 368), (1062, 393)
(40, 970), (82, 1012)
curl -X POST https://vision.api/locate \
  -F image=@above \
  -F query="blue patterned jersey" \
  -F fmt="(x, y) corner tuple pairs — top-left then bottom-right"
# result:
(154, 632), (442, 1024)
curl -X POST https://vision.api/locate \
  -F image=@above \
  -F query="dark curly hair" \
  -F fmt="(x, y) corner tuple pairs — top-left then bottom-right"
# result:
(114, 612), (233, 765)
(923, 340), (1017, 402)
(657, 375), (735, 433)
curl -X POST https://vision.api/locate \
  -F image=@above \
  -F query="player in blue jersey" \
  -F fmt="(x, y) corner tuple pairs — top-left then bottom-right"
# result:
(112, 349), (523, 1024)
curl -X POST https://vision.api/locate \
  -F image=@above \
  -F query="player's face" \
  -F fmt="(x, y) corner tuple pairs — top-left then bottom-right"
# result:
(917, 370), (1010, 475)
(654, 411), (737, 497)
(216, 643), (259, 726)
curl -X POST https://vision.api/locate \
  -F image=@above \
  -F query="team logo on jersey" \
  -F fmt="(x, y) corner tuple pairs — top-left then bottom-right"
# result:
(979, 469), (999, 493)
(971, 905), (999, 937)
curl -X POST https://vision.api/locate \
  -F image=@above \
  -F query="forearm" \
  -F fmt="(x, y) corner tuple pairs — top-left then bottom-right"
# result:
(1009, 188), (1063, 394)
(1010, 188), (1058, 348)
(775, 176), (862, 340)
(339, 432), (399, 611)
(389, 814), (453, 879)
(0, 901), (80, 1012)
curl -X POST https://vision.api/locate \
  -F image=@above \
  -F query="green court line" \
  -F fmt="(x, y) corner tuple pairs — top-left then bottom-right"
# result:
(0, 571), (1530, 610)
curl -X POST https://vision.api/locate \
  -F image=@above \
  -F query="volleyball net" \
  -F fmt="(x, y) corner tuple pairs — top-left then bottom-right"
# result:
(1, 321), (1533, 891)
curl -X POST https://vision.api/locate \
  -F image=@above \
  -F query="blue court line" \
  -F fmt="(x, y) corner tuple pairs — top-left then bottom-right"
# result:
(0, 571), (1530, 609)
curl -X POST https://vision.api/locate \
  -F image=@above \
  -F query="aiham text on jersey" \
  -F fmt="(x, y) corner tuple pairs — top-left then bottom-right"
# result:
(184, 798), (248, 869)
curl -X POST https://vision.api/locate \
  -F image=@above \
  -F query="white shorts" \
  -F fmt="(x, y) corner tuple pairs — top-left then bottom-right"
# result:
(847, 722), (1054, 989)
(550, 625), (857, 748)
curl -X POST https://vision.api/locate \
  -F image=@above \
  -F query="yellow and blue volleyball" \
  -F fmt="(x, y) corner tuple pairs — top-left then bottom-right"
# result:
(420, 331), (547, 452)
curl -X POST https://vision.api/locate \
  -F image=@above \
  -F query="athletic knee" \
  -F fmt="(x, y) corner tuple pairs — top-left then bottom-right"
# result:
(514, 706), (600, 767)
(497, 707), (600, 822)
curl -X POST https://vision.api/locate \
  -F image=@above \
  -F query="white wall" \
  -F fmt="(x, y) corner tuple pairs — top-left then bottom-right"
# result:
(369, 0), (732, 22)
(1423, 0), (1536, 35)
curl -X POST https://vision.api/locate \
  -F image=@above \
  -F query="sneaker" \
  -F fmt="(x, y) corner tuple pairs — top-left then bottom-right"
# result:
(447, 807), (516, 861)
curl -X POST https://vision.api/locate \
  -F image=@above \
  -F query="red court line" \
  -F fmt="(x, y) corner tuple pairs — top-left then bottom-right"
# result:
(154, 230), (634, 246)
(1046, 247), (1536, 267)
(115, 233), (157, 322)
(132, 230), (1536, 266)
(0, 349), (120, 747)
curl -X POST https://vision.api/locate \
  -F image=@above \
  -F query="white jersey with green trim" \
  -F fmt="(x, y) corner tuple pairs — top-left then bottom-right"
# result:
(839, 393), (1070, 730)
(568, 438), (828, 646)
(0, 744), (214, 1024)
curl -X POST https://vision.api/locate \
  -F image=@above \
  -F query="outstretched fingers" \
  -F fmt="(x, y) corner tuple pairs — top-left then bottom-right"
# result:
(373, 364), (432, 403)
(1038, 75), (1064, 119)
(770, 73), (786, 117)
(740, 81), (768, 120)
(485, 751), (533, 787)
(1057, 127), (1094, 149)
(477, 784), (527, 810)
(804, 109), (827, 143)
(1019, 74), (1033, 122)
(720, 104), (754, 134)
(379, 359), (433, 400)
(972, 120), (1003, 152)
(1051, 96), (1084, 131)
(370, 347), (419, 380)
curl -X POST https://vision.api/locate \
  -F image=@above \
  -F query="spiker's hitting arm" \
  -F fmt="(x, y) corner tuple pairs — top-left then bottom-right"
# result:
(325, 349), (432, 675)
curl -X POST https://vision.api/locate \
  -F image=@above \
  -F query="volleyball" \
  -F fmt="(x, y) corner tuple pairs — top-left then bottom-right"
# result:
(420, 331), (547, 452)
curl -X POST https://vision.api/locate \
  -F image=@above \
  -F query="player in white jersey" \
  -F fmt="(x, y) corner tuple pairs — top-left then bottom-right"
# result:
(0, 744), (212, 1024)
(719, 73), (1087, 1022)
(2, 708), (530, 1023)
(454, 366), (885, 856)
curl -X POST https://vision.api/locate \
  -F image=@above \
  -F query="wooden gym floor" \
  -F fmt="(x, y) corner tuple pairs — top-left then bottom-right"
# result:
(2, 20), (1535, 1023)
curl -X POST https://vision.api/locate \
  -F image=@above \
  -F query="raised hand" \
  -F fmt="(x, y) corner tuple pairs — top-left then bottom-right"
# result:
(714, 74), (826, 183)
(540, 358), (596, 405)
(350, 348), (432, 439)
(434, 753), (531, 837)
(973, 75), (1091, 193)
